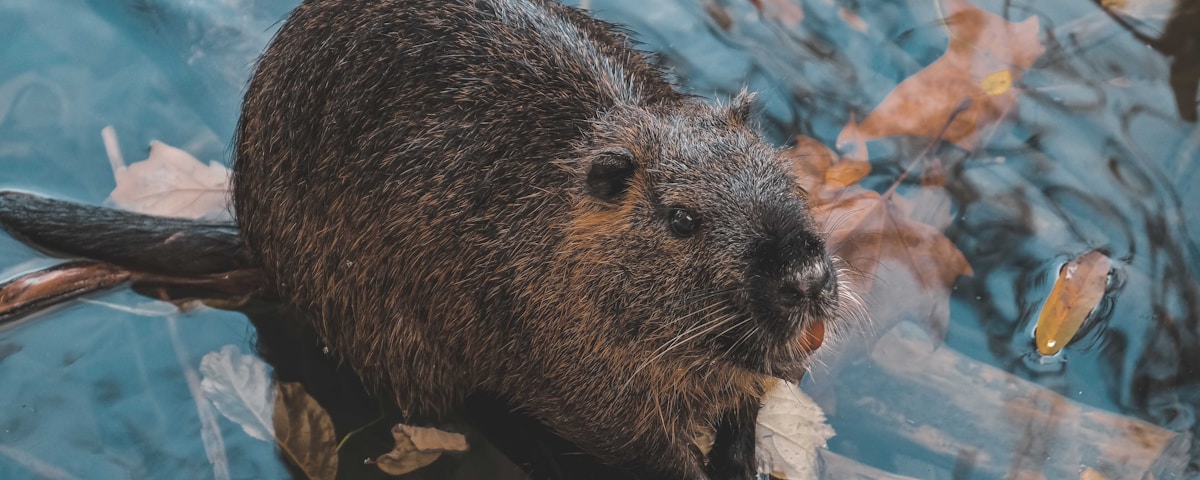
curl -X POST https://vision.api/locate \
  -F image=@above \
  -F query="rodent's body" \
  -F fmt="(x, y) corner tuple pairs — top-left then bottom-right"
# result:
(234, 0), (847, 478)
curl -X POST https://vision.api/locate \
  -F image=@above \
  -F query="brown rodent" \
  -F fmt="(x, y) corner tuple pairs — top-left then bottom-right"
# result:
(233, 0), (852, 478)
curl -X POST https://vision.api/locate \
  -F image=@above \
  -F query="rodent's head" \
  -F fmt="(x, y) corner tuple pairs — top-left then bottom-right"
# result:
(563, 93), (854, 381)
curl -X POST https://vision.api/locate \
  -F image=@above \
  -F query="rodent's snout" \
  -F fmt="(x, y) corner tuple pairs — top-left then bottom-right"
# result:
(776, 254), (837, 309)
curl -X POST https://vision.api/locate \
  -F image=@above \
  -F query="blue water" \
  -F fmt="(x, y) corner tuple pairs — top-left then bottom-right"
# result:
(1, 0), (1197, 478)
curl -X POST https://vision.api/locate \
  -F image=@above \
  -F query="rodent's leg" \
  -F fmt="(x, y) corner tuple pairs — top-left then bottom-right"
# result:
(704, 399), (760, 480)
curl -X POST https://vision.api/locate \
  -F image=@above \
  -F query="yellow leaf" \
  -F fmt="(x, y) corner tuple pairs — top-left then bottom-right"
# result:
(981, 70), (1013, 96)
(1034, 251), (1111, 356)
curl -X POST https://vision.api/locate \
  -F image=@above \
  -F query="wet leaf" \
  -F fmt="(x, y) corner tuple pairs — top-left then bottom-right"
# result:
(403, 424), (469, 453)
(199, 345), (275, 442)
(838, 8), (868, 33)
(756, 379), (834, 480)
(1034, 251), (1111, 356)
(749, 0), (804, 27)
(836, 0), (1045, 150)
(102, 126), (232, 221)
(273, 382), (338, 480)
(372, 424), (468, 476)
(1099, 0), (1175, 22)
(787, 137), (972, 340)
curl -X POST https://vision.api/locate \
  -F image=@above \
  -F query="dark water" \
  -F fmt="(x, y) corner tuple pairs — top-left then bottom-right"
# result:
(0, 0), (1196, 479)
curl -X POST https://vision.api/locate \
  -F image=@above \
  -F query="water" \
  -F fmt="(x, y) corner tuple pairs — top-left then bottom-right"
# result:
(0, 0), (1196, 478)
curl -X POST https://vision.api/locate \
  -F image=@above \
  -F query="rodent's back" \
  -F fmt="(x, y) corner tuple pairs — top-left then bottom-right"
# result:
(234, 0), (679, 402)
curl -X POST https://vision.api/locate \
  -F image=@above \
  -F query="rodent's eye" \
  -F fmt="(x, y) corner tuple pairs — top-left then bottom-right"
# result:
(668, 207), (700, 237)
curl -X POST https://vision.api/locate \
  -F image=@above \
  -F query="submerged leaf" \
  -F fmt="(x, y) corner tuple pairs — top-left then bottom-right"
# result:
(199, 345), (275, 442)
(749, 0), (804, 27)
(836, 0), (1045, 150)
(787, 136), (972, 340)
(272, 382), (338, 480)
(1034, 251), (1111, 356)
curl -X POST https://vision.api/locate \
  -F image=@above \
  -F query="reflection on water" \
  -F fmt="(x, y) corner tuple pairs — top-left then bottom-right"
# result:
(0, 0), (1197, 478)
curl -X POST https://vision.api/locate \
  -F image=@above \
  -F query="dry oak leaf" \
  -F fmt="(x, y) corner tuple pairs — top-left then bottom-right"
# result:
(372, 424), (469, 476)
(787, 136), (972, 339)
(836, 0), (1045, 151)
(1034, 250), (1111, 356)
(102, 126), (232, 221)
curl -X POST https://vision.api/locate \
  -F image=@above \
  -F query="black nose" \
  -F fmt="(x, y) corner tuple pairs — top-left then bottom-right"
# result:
(777, 259), (835, 309)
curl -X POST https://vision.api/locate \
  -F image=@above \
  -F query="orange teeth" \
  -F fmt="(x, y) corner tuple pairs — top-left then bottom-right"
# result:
(798, 320), (825, 353)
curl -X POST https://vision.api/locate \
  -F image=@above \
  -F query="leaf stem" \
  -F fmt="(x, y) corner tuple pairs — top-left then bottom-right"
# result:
(336, 410), (390, 452)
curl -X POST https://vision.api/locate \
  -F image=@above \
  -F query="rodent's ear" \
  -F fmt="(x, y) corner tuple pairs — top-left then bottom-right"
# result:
(727, 91), (758, 125)
(585, 148), (636, 203)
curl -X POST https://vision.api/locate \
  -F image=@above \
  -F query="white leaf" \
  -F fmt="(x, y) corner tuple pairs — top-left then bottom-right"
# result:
(199, 345), (275, 442)
(102, 126), (232, 221)
(756, 380), (835, 480)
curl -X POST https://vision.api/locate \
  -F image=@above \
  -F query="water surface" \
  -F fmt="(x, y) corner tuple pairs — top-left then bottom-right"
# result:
(0, 0), (1196, 478)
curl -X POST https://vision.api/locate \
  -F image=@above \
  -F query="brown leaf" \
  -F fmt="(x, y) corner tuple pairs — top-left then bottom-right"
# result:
(839, 7), (868, 32)
(835, 0), (1045, 150)
(372, 424), (468, 476)
(1034, 251), (1111, 356)
(401, 424), (468, 453)
(749, 0), (804, 27)
(1080, 466), (1109, 480)
(787, 136), (972, 340)
(272, 382), (338, 480)
(102, 126), (232, 221)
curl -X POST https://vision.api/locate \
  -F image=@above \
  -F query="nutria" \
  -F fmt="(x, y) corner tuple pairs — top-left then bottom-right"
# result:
(0, 0), (852, 477)
(232, 0), (854, 478)
(233, 0), (852, 478)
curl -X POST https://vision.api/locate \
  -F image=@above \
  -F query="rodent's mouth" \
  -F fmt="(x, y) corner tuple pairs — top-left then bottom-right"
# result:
(732, 317), (826, 382)
(797, 318), (825, 353)
(770, 318), (826, 382)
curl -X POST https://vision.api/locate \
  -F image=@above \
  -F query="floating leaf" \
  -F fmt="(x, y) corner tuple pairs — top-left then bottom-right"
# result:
(838, 7), (868, 32)
(756, 379), (835, 480)
(199, 345), (275, 442)
(1034, 251), (1111, 356)
(372, 424), (468, 476)
(273, 382), (338, 480)
(102, 126), (232, 221)
(749, 0), (804, 27)
(1081, 466), (1109, 480)
(836, 0), (1045, 150)
(786, 136), (972, 340)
